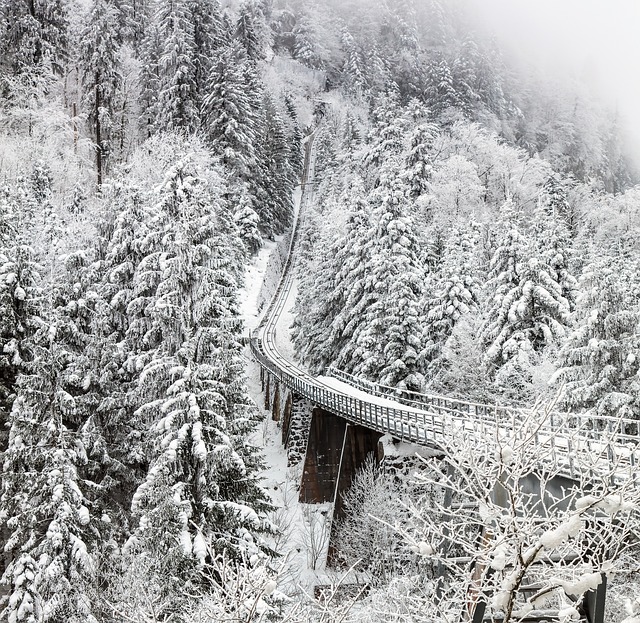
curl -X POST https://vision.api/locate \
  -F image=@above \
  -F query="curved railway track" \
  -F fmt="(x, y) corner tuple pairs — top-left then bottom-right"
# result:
(250, 130), (640, 479)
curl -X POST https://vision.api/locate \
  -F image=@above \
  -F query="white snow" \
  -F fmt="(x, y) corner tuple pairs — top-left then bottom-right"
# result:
(316, 375), (435, 416)
(557, 572), (602, 596)
(238, 239), (279, 339)
(539, 514), (582, 549)
(558, 606), (580, 621)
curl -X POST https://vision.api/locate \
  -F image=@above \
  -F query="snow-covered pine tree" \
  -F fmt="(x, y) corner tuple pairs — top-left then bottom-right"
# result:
(155, 0), (199, 132)
(352, 172), (425, 390)
(421, 225), (481, 376)
(201, 44), (257, 182)
(291, 11), (325, 69)
(424, 51), (458, 117)
(551, 258), (640, 420)
(534, 175), (579, 311)
(293, 178), (371, 374)
(452, 36), (481, 116)
(80, 0), (124, 186)
(0, 0), (69, 75)
(235, 1), (266, 62)
(1, 311), (98, 623)
(138, 17), (162, 137)
(0, 218), (39, 452)
(340, 27), (368, 93)
(260, 94), (295, 234)
(363, 89), (408, 176)
(480, 221), (571, 396)
(128, 156), (270, 587)
(189, 0), (227, 103)
(233, 195), (262, 256)
(404, 120), (438, 200)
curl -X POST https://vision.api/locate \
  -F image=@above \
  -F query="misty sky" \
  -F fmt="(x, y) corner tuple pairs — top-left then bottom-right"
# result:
(470, 0), (640, 155)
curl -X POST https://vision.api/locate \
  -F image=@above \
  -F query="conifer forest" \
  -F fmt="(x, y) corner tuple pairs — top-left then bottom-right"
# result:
(0, 0), (639, 621)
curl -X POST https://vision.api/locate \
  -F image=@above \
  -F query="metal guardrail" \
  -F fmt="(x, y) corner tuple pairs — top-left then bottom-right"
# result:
(249, 127), (640, 480)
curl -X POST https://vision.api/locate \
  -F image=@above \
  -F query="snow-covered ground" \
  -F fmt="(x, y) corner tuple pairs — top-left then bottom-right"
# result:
(239, 202), (335, 593)
(238, 238), (278, 338)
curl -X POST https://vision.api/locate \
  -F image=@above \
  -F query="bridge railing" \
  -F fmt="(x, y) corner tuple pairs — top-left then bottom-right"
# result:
(326, 366), (640, 449)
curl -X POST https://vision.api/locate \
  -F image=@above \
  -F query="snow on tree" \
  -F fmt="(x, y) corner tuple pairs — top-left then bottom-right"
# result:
(533, 175), (579, 310)
(352, 172), (425, 390)
(154, 0), (199, 132)
(235, 0), (267, 62)
(80, 0), (124, 187)
(421, 225), (481, 376)
(452, 36), (481, 115)
(0, 179), (45, 439)
(340, 27), (368, 93)
(403, 120), (439, 201)
(551, 258), (640, 420)
(258, 94), (295, 235)
(201, 44), (258, 180)
(424, 51), (458, 116)
(234, 196), (262, 256)
(396, 403), (640, 623)
(480, 220), (571, 394)
(428, 154), (484, 227)
(293, 178), (371, 374)
(1, 318), (98, 623)
(362, 90), (408, 176)
(332, 455), (414, 585)
(126, 154), (270, 586)
(0, 0), (69, 75)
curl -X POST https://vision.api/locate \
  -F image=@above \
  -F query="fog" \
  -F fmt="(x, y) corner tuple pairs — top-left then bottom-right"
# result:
(468, 0), (640, 159)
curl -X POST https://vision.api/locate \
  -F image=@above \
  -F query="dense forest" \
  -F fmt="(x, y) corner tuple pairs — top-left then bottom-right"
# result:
(0, 0), (639, 621)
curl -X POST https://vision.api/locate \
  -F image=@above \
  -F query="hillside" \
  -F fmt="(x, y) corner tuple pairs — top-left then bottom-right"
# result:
(0, 0), (639, 621)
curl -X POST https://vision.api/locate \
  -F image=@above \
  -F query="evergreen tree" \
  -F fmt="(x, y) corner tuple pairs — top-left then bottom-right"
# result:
(80, 0), (125, 187)
(233, 196), (262, 256)
(534, 176), (579, 311)
(352, 172), (424, 390)
(552, 259), (640, 420)
(340, 27), (367, 93)
(201, 45), (257, 180)
(126, 156), (269, 583)
(235, 1), (265, 62)
(259, 95), (294, 234)
(363, 90), (408, 180)
(404, 121), (438, 199)
(155, 0), (199, 132)
(452, 36), (481, 115)
(189, 0), (227, 102)
(1, 310), (98, 623)
(0, 0), (69, 75)
(480, 224), (571, 391)
(421, 226), (481, 374)
(293, 179), (371, 374)
(424, 52), (458, 116)
(138, 18), (162, 137)
(292, 12), (324, 69)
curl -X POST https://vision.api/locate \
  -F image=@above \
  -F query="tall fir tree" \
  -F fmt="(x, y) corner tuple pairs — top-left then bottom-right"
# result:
(352, 172), (424, 389)
(155, 0), (199, 132)
(0, 0), (69, 75)
(551, 258), (640, 420)
(80, 0), (125, 187)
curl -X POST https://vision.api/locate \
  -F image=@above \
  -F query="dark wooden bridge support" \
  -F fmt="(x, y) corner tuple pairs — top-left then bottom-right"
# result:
(299, 407), (384, 565)
(300, 408), (348, 503)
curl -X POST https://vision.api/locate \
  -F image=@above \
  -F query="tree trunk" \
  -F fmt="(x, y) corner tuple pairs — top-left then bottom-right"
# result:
(95, 75), (102, 188)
